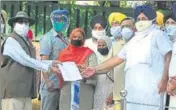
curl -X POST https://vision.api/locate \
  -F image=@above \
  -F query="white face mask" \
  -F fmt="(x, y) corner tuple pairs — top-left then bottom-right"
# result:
(92, 29), (106, 39)
(1, 24), (5, 33)
(110, 26), (121, 38)
(121, 27), (134, 41)
(135, 20), (153, 32)
(14, 23), (29, 37)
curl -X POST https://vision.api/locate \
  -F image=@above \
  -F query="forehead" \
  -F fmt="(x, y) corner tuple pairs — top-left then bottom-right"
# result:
(121, 19), (133, 26)
(137, 13), (148, 19)
(97, 39), (106, 44)
(166, 18), (176, 23)
(74, 31), (83, 36)
(94, 23), (103, 28)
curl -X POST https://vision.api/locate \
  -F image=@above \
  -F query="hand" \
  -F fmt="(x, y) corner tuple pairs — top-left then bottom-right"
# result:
(158, 78), (168, 94)
(50, 66), (61, 74)
(167, 78), (176, 96)
(77, 64), (87, 73)
(52, 60), (62, 67)
(46, 81), (54, 92)
(106, 92), (113, 105)
(81, 67), (96, 78)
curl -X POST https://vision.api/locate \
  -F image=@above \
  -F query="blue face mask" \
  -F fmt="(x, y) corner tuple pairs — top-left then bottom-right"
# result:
(121, 27), (134, 41)
(110, 26), (121, 39)
(53, 22), (65, 32)
(166, 25), (176, 37)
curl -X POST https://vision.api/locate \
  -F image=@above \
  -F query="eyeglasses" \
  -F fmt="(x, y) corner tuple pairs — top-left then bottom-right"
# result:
(16, 19), (29, 25)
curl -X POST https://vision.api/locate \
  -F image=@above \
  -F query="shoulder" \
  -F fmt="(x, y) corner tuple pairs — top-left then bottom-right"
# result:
(40, 29), (54, 42)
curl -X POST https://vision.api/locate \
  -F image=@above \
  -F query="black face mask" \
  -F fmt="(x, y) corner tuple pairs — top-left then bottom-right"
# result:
(71, 40), (82, 47)
(97, 47), (109, 55)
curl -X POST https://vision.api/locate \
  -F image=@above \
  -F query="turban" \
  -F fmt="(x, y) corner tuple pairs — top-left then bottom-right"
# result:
(1, 10), (8, 23)
(134, 5), (156, 21)
(90, 15), (107, 29)
(156, 11), (164, 26)
(108, 12), (127, 26)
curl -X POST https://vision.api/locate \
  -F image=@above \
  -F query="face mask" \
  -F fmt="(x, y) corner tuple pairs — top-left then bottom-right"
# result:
(1, 24), (4, 33)
(71, 40), (82, 47)
(135, 20), (153, 32)
(92, 29), (106, 39)
(110, 26), (121, 38)
(166, 25), (176, 41)
(121, 27), (134, 41)
(97, 47), (109, 55)
(53, 22), (65, 32)
(14, 23), (29, 37)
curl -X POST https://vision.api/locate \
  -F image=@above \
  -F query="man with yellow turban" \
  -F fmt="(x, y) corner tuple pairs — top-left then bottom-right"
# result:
(108, 12), (127, 43)
(105, 12), (127, 110)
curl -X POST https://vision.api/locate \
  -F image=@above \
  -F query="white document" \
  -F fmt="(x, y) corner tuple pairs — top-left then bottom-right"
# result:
(58, 62), (83, 81)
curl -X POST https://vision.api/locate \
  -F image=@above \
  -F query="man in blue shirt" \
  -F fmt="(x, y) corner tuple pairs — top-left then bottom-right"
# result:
(40, 9), (69, 110)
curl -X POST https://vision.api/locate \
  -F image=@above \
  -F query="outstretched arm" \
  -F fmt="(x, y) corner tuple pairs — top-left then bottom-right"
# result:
(95, 56), (124, 75)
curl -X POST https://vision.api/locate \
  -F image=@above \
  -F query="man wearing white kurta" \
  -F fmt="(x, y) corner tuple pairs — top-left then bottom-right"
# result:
(165, 11), (176, 110)
(82, 5), (172, 110)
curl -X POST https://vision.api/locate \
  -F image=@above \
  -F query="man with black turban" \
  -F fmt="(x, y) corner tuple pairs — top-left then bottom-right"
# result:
(82, 5), (172, 110)
(84, 15), (108, 52)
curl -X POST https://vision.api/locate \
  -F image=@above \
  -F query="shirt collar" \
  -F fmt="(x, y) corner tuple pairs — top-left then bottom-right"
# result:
(51, 28), (58, 37)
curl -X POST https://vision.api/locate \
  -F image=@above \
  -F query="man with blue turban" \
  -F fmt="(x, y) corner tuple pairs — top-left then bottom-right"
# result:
(82, 5), (172, 110)
(40, 9), (69, 110)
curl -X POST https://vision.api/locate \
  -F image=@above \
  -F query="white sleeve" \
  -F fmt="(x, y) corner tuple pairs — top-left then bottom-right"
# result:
(3, 37), (50, 72)
(117, 46), (127, 60)
(154, 31), (172, 56)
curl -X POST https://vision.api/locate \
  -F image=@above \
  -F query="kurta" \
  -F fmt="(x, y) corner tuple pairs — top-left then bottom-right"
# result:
(59, 53), (97, 110)
(118, 25), (172, 110)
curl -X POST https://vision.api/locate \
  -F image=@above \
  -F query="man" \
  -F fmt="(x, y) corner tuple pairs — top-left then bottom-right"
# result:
(84, 15), (107, 52)
(106, 17), (135, 110)
(0, 11), (60, 110)
(108, 12), (127, 44)
(39, 9), (69, 110)
(83, 5), (172, 110)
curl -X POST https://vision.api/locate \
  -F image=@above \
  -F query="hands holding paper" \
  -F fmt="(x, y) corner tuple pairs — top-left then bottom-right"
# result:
(49, 60), (62, 74)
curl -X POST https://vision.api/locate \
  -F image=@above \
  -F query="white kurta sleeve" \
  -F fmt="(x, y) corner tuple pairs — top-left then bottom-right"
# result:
(117, 46), (127, 60)
(154, 31), (172, 56)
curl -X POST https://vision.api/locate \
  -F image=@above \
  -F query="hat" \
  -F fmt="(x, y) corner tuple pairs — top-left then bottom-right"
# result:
(134, 5), (156, 21)
(108, 12), (127, 26)
(8, 11), (35, 27)
(1, 10), (8, 23)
